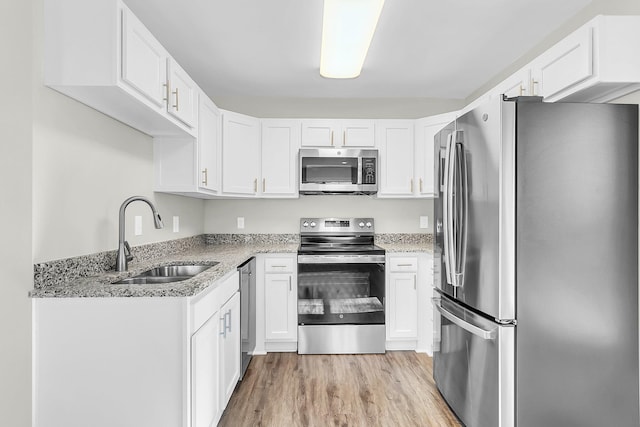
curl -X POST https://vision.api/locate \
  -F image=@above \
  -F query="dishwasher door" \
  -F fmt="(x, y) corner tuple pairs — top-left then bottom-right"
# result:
(432, 292), (515, 427)
(238, 257), (256, 380)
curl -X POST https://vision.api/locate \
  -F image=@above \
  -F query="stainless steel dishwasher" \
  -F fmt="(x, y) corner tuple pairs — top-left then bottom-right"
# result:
(237, 257), (256, 380)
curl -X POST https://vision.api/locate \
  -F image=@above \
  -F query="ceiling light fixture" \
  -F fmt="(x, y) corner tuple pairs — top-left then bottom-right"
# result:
(320, 0), (386, 79)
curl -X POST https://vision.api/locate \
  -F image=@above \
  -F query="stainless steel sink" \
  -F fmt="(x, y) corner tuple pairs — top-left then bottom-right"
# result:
(112, 262), (218, 285)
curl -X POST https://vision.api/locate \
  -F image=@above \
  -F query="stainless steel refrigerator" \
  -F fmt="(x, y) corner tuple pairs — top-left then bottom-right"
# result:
(433, 96), (639, 427)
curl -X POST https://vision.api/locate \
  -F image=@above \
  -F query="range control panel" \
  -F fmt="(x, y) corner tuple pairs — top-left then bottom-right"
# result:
(300, 217), (375, 234)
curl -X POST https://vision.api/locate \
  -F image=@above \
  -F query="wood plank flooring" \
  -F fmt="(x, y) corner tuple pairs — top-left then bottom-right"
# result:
(219, 352), (462, 427)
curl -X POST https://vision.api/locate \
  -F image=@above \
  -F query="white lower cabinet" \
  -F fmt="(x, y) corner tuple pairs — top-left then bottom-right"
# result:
(385, 253), (434, 353)
(191, 310), (220, 427)
(262, 254), (298, 351)
(34, 270), (240, 427)
(218, 292), (241, 409)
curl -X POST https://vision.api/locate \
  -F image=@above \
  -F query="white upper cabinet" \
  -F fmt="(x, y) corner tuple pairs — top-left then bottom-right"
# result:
(44, 0), (198, 137)
(261, 120), (300, 198)
(121, 7), (168, 107)
(376, 120), (415, 198)
(198, 96), (222, 193)
(153, 92), (220, 198)
(222, 110), (261, 196)
(301, 119), (375, 147)
(414, 112), (456, 198)
(488, 15), (640, 103)
(342, 120), (376, 147)
(167, 58), (199, 128)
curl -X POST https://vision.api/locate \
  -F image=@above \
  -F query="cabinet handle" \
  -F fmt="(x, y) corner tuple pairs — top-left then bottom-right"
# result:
(414, 275), (417, 290)
(531, 80), (539, 96)
(263, 178), (266, 192)
(271, 265), (287, 268)
(163, 82), (170, 104)
(410, 178), (414, 193)
(519, 84), (525, 96)
(226, 310), (232, 333)
(172, 87), (179, 111)
(289, 276), (292, 292)
(343, 130), (346, 146)
(397, 263), (413, 267)
(202, 168), (208, 185)
(254, 178), (258, 193)
(330, 131), (334, 146)
(419, 178), (423, 193)
(220, 315), (227, 337)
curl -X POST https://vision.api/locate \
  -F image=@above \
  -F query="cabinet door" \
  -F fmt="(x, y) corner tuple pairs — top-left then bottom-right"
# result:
(265, 273), (297, 341)
(496, 68), (532, 98)
(199, 96), (221, 192)
(388, 272), (418, 339)
(532, 25), (593, 99)
(167, 58), (199, 128)
(261, 120), (300, 197)
(121, 7), (167, 107)
(414, 114), (456, 197)
(376, 120), (415, 197)
(219, 292), (240, 409)
(222, 111), (261, 195)
(342, 120), (375, 147)
(301, 119), (341, 147)
(191, 313), (220, 427)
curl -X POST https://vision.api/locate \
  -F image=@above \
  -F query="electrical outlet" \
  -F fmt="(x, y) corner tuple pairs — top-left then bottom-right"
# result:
(237, 217), (245, 229)
(134, 215), (143, 235)
(173, 216), (179, 233)
(420, 215), (429, 229)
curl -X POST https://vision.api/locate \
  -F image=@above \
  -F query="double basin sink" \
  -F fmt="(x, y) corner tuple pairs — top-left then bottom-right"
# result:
(112, 263), (218, 285)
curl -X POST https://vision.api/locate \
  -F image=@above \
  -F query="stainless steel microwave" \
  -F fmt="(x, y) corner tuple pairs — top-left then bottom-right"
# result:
(299, 148), (378, 195)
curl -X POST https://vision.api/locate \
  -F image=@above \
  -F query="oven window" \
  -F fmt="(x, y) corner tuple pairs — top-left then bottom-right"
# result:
(301, 157), (358, 184)
(297, 263), (385, 325)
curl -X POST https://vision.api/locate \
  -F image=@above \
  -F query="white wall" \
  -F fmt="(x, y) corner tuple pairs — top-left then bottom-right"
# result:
(205, 197), (434, 234)
(0, 1), (33, 426)
(31, 6), (206, 264)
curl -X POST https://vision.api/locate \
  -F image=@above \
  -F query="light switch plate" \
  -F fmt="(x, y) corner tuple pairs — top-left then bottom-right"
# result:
(420, 215), (429, 229)
(134, 215), (142, 235)
(237, 217), (245, 229)
(172, 216), (179, 233)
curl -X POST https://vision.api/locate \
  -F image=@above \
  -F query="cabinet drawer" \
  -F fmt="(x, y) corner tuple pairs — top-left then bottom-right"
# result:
(264, 257), (295, 273)
(191, 271), (239, 332)
(388, 257), (418, 272)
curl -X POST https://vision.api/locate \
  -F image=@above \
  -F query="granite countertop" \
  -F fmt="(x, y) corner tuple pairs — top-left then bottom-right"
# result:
(31, 233), (434, 299)
(30, 243), (298, 299)
(377, 242), (434, 254)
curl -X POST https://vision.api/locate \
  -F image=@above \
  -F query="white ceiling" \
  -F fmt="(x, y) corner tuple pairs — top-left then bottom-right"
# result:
(125, 0), (594, 101)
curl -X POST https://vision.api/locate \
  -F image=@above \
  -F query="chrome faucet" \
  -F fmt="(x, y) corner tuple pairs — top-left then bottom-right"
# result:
(116, 196), (164, 272)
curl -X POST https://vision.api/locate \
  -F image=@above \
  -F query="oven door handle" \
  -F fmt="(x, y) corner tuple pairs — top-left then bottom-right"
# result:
(297, 254), (386, 264)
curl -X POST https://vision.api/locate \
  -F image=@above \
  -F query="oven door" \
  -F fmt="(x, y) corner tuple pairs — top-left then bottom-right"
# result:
(297, 254), (386, 354)
(433, 291), (515, 427)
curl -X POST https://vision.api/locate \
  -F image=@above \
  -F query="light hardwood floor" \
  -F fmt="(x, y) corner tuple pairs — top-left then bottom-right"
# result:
(219, 351), (462, 427)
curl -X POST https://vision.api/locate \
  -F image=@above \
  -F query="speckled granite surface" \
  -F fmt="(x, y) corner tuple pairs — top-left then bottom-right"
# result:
(30, 242), (298, 298)
(31, 233), (433, 298)
(376, 233), (434, 254)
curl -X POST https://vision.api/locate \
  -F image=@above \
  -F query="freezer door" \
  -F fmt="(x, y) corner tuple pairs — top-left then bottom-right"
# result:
(433, 292), (514, 427)
(434, 98), (516, 321)
(515, 102), (639, 427)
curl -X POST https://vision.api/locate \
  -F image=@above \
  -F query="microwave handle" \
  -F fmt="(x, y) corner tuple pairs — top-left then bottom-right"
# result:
(357, 157), (363, 185)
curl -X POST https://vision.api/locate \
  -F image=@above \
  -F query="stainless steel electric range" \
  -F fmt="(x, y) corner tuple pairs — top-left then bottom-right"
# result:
(297, 217), (386, 354)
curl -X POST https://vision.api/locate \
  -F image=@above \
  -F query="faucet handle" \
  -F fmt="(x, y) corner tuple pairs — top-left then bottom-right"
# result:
(124, 241), (134, 262)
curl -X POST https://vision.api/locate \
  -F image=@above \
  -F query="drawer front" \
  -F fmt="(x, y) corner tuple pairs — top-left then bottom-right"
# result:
(265, 257), (295, 273)
(191, 271), (239, 332)
(388, 257), (418, 272)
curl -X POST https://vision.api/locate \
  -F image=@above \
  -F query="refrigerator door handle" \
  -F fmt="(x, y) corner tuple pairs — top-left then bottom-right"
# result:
(443, 133), (457, 286)
(454, 132), (469, 287)
(433, 298), (497, 340)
